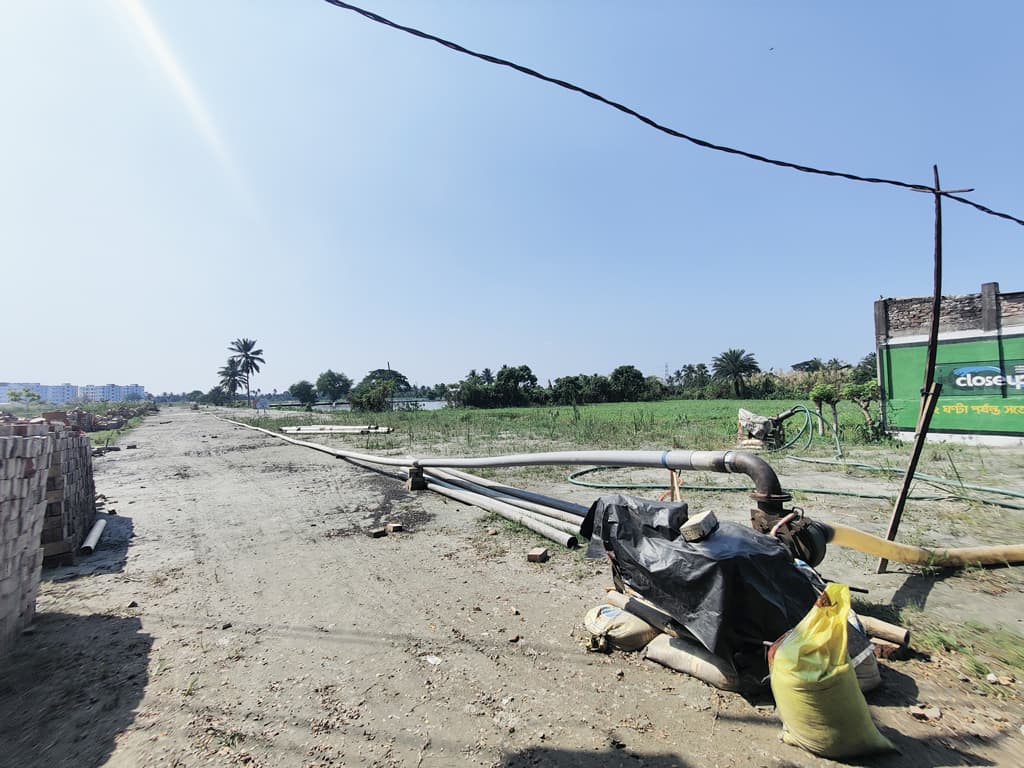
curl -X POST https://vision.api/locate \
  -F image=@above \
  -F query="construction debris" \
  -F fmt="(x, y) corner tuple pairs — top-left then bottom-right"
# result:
(59, 404), (158, 434)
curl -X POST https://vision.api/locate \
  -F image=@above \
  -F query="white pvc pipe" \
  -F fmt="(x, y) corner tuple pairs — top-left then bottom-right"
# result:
(423, 467), (584, 526)
(80, 518), (107, 555)
(423, 476), (579, 548)
(437, 467), (589, 518)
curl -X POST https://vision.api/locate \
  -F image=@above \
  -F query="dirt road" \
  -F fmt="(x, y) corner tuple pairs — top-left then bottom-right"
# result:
(1, 409), (1021, 767)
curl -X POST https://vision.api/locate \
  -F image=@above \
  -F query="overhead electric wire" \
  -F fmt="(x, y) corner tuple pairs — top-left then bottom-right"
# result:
(321, 0), (1024, 228)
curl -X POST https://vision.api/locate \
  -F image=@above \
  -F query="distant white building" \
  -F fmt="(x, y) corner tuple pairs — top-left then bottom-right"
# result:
(80, 384), (146, 402)
(0, 381), (147, 404)
(41, 383), (78, 404)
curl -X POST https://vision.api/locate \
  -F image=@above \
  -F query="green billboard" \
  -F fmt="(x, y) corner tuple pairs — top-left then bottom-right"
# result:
(879, 334), (1024, 436)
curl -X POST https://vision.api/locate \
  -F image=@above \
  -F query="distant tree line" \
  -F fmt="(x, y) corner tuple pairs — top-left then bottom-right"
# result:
(182, 341), (880, 418)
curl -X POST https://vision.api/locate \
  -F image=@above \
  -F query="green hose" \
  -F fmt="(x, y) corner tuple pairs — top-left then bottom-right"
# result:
(770, 404), (844, 457)
(566, 464), (1024, 509)
(786, 456), (1024, 505)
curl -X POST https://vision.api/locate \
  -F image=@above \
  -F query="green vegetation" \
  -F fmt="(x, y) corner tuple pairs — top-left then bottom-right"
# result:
(349, 368), (412, 412)
(711, 348), (760, 397)
(197, 337), (266, 407)
(218, 358), (245, 404)
(228, 337), (265, 408)
(855, 598), (1024, 692)
(316, 370), (353, 404)
(288, 380), (317, 410)
(247, 398), (882, 455)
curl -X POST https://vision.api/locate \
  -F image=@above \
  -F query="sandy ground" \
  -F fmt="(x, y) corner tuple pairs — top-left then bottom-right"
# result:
(1, 408), (1022, 767)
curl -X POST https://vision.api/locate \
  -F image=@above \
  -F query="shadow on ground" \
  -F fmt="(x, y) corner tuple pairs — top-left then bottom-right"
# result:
(41, 513), (134, 582)
(848, 731), (1001, 767)
(0, 611), (151, 768)
(498, 746), (692, 767)
(890, 569), (956, 611)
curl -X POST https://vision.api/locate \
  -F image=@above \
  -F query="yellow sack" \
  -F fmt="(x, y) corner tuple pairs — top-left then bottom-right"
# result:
(769, 583), (895, 758)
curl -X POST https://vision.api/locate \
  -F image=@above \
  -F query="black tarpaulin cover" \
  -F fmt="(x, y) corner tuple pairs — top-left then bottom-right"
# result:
(581, 494), (818, 661)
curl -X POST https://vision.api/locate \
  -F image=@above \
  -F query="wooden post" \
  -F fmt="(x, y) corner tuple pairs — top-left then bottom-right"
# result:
(877, 166), (944, 574)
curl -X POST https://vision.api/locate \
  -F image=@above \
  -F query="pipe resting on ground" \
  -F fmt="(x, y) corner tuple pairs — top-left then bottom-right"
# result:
(216, 416), (1024, 568)
(423, 467), (585, 526)
(217, 418), (792, 516)
(422, 475), (579, 548)
(825, 522), (1024, 567)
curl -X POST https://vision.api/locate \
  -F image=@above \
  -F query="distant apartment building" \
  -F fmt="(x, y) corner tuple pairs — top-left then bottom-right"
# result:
(80, 384), (147, 402)
(1, 381), (147, 404)
(41, 383), (78, 404)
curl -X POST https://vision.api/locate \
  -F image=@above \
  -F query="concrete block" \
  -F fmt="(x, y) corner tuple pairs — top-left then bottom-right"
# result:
(527, 547), (550, 563)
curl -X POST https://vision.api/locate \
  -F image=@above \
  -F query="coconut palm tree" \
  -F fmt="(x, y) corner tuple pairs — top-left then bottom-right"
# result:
(693, 363), (711, 388)
(228, 338), (265, 407)
(218, 358), (246, 404)
(712, 348), (761, 397)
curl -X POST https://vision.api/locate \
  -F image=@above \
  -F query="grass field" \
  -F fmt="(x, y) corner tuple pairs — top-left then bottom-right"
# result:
(246, 398), (875, 457)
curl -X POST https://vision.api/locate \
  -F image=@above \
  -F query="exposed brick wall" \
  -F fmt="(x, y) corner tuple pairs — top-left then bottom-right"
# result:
(1003, 293), (1024, 325)
(877, 286), (1024, 341)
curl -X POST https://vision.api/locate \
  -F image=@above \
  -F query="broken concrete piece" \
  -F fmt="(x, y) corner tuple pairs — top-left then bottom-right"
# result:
(385, 522), (403, 533)
(369, 527), (388, 538)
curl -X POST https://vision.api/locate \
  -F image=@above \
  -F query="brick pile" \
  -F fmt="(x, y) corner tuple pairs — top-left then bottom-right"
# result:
(0, 418), (96, 657)
(40, 420), (96, 562)
(0, 421), (52, 656)
(66, 403), (157, 433)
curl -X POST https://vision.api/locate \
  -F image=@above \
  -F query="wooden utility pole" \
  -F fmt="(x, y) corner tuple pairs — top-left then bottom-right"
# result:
(877, 166), (948, 574)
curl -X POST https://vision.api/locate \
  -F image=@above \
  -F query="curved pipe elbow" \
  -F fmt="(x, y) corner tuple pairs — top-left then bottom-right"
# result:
(726, 451), (790, 512)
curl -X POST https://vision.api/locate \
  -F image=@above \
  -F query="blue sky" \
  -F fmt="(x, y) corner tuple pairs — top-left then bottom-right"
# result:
(3, 1), (1021, 395)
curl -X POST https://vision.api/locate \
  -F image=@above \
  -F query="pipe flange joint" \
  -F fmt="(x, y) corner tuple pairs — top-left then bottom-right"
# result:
(722, 451), (736, 473)
(749, 491), (793, 504)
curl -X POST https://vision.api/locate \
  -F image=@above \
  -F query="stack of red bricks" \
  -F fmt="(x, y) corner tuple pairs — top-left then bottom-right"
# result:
(0, 417), (96, 657)
(0, 421), (52, 656)
(40, 420), (96, 563)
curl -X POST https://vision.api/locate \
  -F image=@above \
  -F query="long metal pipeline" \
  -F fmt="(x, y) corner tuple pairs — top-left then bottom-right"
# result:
(216, 416), (1024, 568)
(216, 418), (790, 516)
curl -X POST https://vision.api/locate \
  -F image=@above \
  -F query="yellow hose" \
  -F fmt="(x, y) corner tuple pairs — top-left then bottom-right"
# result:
(826, 522), (1024, 567)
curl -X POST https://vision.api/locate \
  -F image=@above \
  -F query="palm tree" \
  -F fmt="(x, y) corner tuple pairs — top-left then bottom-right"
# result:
(693, 363), (711, 388)
(712, 348), (761, 397)
(680, 364), (697, 389)
(229, 338), (265, 407)
(218, 358), (245, 404)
